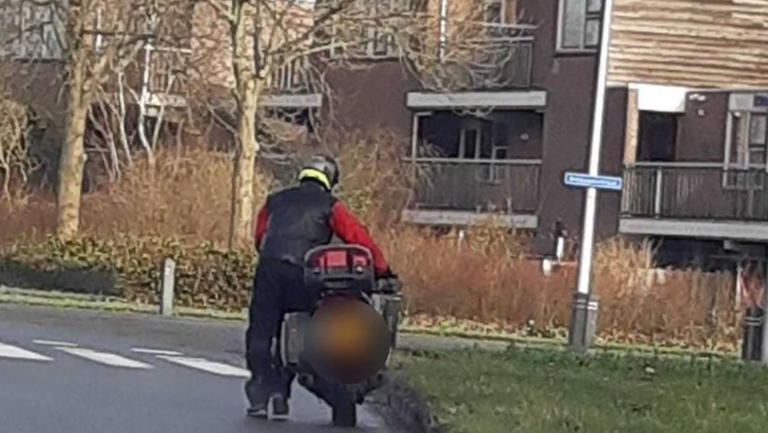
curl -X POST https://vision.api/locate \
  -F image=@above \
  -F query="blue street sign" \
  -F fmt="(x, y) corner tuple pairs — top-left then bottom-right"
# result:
(564, 172), (623, 191)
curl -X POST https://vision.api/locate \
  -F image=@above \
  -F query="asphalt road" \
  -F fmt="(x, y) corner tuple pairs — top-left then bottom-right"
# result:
(0, 304), (399, 433)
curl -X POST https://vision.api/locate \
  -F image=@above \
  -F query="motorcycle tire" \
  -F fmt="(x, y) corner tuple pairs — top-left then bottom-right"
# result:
(331, 393), (357, 428)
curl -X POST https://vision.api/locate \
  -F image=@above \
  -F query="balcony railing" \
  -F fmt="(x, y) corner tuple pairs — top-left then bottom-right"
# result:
(622, 163), (768, 221)
(433, 21), (535, 91)
(410, 158), (541, 214)
(465, 25), (534, 90)
(146, 46), (189, 96)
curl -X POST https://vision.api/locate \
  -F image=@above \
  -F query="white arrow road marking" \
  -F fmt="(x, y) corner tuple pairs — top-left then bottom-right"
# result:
(33, 340), (78, 347)
(0, 341), (53, 362)
(156, 356), (250, 378)
(131, 348), (183, 356)
(57, 347), (153, 369)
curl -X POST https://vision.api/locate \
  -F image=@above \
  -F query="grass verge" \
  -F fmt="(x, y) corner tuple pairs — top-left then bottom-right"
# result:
(0, 286), (740, 361)
(393, 349), (768, 433)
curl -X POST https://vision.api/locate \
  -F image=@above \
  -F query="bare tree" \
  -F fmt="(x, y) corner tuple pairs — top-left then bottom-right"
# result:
(189, 0), (533, 248)
(45, 0), (194, 238)
(0, 96), (32, 201)
(88, 34), (191, 181)
(51, 0), (160, 238)
(195, 0), (354, 248)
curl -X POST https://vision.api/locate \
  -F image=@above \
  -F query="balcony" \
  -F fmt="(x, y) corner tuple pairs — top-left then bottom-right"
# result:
(460, 26), (534, 90)
(403, 158), (541, 229)
(428, 21), (535, 91)
(620, 163), (768, 241)
(262, 55), (322, 108)
(146, 46), (188, 97)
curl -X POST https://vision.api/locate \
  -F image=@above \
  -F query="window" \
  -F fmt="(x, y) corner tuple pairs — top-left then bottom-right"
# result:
(637, 112), (678, 162)
(330, 0), (409, 59)
(558, 0), (603, 52)
(458, 120), (506, 183)
(724, 111), (767, 190)
(0, 0), (63, 60)
(483, 0), (518, 40)
(484, 0), (517, 25)
(727, 112), (768, 169)
(486, 1), (502, 24)
(365, 0), (401, 58)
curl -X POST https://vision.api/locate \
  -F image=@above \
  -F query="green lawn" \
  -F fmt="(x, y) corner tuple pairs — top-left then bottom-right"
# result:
(393, 349), (768, 433)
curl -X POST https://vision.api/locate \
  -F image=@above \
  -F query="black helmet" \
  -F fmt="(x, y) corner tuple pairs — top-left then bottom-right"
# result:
(298, 155), (340, 191)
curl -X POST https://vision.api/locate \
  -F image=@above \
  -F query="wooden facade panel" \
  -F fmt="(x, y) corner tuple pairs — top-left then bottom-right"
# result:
(609, 0), (768, 89)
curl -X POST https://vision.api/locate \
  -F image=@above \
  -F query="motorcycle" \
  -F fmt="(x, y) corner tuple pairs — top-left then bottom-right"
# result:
(276, 244), (402, 427)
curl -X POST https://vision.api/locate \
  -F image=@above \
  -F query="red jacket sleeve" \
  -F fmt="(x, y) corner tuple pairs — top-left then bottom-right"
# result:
(254, 204), (269, 251)
(330, 202), (389, 275)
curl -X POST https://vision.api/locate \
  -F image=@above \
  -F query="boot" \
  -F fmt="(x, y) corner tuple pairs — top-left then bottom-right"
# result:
(270, 393), (289, 421)
(245, 380), (269, 419)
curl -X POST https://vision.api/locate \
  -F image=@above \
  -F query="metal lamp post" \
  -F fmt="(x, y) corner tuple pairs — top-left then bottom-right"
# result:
(568, 0), (617, 351)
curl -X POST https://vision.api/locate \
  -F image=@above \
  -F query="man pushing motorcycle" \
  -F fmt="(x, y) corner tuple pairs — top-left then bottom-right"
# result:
(245, 155), (397, 419)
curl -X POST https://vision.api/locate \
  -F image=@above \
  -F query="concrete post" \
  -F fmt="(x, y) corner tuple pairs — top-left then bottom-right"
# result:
(160, 258), (176, 316)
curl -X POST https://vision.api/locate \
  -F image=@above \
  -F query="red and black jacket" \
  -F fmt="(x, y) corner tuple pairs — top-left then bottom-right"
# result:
(254, 180), (389, 275)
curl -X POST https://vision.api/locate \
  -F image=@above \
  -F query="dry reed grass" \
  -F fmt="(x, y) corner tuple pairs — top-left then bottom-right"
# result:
(0, 136), (740, 349)
(81, 146), (272, 244)
(0, 147), (272, 246)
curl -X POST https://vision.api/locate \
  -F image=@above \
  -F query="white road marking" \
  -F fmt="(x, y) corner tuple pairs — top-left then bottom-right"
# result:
(57, 347), (153, 369)
(33, 339), (78, 347)
(131, 348), (183, 356)
(156, 356), (250, 378)
(0, 341), (53, 362)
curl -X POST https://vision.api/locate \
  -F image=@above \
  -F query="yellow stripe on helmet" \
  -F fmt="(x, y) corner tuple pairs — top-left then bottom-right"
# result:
(299, 168), (332, 190)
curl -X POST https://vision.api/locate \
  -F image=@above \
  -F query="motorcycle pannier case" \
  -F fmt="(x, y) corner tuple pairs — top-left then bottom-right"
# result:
(280, 312), (311, 366)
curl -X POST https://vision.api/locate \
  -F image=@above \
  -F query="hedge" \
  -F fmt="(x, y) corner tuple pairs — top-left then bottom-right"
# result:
(0, 236), (256, 311)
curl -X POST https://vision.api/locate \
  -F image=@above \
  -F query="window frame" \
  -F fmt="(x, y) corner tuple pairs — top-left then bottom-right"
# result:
(458, 119), (507, 184)
(723, 110), (768, 191)
(484, 0), (518, 25)
(0, 0), (63, 60)
(556, 0), (603, 54)
(329, 0), (404, 60)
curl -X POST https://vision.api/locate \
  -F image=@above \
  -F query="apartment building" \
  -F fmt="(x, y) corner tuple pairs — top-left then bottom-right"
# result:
(272, 0), (618, 255)
(609, 0), (768, 267)
(270, 0), (768, 268)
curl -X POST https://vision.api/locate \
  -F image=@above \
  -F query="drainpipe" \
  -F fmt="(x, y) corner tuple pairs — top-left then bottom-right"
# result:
(438, 0), (449, 61)
(554, 219), (566, 262)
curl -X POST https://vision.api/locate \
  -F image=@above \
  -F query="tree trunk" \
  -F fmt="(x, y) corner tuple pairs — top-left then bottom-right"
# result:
(229, 85), (260, 249)
(56, 0), (89, 239)
(228, 0), (262, 249)
(57, 101), (88, 239)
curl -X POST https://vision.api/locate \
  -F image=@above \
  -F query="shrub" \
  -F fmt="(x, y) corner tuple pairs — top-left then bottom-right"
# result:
(0, 236), (255, 311)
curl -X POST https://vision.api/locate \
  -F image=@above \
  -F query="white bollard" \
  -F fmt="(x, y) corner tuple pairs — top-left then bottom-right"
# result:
(160, 258), (176, 316)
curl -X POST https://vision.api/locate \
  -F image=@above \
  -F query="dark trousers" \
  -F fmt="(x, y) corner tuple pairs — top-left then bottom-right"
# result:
(245, 259), (315, 401)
